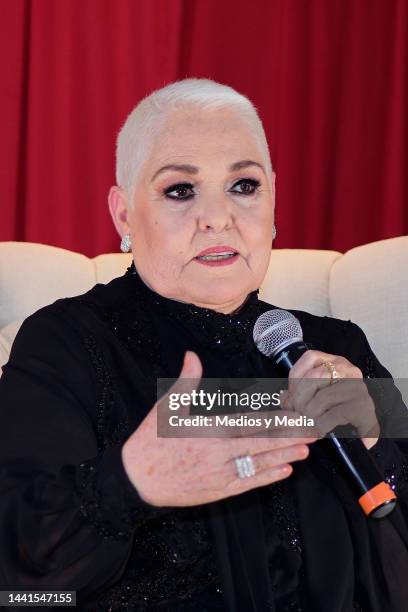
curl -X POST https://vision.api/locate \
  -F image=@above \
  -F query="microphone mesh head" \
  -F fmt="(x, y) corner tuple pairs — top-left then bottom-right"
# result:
(253, 309), (303, 357)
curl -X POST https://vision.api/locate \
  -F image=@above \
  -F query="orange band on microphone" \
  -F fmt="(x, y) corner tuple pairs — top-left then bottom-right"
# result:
(358, 482), (397, 516)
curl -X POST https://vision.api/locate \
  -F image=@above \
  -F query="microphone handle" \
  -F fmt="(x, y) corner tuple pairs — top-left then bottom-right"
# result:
(273, 342), (397, 518)
(328, 434), (396, 518)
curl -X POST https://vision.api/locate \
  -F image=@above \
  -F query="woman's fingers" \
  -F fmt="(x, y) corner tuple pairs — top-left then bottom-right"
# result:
(165, 349), (203, 400)
(246, 443), (310, 471)
(229, 427), (318, 454)
(285, 352), (344, 413)
(284, 350), (369, 434)
(219, 440), (314, 497)
(288, 349), (339, 380)
(179, 350), (203, 379)
(224, 464), (294, 497)
(155, 350), (205, 435)
(283, 377), (378, 439)
(286, 380), (349, 421)
(314, 396), (378, 438)
(288, 351), (362, 393)
(284, 376), (332, 413)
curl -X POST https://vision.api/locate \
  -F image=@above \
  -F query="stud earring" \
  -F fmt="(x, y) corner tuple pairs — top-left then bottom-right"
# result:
(120, 233), (132, 253)
(272, 225), (277, 241)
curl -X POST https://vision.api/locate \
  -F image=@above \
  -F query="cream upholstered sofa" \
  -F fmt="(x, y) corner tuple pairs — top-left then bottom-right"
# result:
(0, 238), (407, 382)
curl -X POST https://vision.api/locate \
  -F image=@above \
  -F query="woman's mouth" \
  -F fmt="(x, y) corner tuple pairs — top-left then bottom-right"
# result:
(194, 251), (239, 266)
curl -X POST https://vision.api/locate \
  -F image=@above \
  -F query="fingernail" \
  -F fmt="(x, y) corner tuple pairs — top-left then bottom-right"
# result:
(279, 464), (292, 474)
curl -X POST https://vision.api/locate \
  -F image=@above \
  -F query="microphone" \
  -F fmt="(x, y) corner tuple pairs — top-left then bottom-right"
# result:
(253, 308), (397, 519)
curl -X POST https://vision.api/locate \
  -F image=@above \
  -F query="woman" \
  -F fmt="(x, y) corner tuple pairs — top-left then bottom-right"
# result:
(0, 78), (407, 612)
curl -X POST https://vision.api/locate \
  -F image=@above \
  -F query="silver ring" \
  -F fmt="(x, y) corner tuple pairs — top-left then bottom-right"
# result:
(235, 455), (256, 479)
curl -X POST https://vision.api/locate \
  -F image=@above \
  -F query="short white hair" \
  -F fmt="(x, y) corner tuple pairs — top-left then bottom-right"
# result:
(115, 77), (273, 203)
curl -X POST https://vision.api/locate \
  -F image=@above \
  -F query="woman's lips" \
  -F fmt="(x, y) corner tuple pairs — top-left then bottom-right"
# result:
(195, 245), (237, 257)
(194, 245), (239, 267)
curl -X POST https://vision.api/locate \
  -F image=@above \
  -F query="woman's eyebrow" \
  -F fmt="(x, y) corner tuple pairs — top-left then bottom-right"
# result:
(229, 160), (266, 174)
(151, 164), (199, 182)
(150, 160), (265, 182)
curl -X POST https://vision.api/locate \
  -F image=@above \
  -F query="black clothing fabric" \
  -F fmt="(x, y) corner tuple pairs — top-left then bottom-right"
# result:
(0, 262), (408, 612)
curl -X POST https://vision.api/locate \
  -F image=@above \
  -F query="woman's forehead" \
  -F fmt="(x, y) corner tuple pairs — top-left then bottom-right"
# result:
(159, 106), (254, 137)
(145, 110), (264, 168)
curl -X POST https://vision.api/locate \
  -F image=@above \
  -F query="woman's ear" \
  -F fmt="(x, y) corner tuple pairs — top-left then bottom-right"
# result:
(108, 186), (130, 237)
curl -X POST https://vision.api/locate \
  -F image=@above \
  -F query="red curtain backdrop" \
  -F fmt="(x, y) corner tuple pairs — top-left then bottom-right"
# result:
(1, 0), (407, 257)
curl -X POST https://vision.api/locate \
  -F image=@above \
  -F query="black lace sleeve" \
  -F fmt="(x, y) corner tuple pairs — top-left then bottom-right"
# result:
(346, 322), (408, 499)
(0, 306), (168, 606)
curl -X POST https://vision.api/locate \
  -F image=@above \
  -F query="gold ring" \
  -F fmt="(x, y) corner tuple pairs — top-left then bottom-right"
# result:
(322, 361), (340, 384)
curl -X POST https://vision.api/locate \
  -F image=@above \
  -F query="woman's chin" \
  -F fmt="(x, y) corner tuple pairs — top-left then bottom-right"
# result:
(187, 281), (253, 312)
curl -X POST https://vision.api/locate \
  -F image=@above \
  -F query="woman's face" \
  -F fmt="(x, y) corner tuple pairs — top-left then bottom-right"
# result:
(110, 107), (275, 313)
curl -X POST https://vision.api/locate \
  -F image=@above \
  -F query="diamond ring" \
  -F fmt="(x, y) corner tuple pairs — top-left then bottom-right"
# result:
(235, 455), (256, 479)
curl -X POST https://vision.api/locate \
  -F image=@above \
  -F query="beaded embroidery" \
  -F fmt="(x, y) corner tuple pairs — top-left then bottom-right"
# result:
(262, 481), (302, 554)
(81, 506), (225, 610)
(383, 461), (408, 494)
(261, 480), (306, 611)
(77, 456), (140, 541)
(124, 260), (265, 355)
(82, 333), (130, 451)
(77, 295), (166, 386)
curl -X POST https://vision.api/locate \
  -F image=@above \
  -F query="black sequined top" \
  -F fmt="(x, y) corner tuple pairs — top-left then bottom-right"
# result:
(0, 261), (407, 612)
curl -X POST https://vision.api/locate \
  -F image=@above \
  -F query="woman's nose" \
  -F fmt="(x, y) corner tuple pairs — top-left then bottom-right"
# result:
(197, 196), (233, 233)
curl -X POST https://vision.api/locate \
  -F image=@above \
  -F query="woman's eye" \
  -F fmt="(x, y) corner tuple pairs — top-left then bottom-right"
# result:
(231, 178), (261, 195)
(164, 183), (195, 200)
(163, 178), (261, 201)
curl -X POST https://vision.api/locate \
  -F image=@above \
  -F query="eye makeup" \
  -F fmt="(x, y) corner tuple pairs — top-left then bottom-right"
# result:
(163, 178), (262, 201)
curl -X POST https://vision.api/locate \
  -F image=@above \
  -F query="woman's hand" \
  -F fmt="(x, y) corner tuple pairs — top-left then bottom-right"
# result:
(281, 350), (379, 450)
(121, 351), (317, 508)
